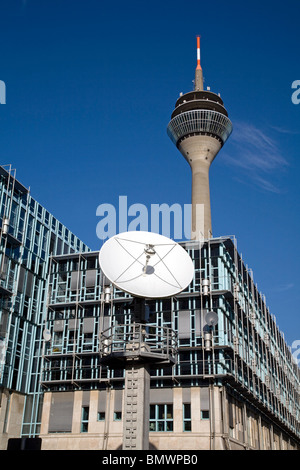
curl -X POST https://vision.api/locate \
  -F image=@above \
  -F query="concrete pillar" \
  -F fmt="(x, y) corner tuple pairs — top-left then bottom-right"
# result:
(0, 390), (25, 450)
(178, 135), (221, 240)
(88, 390), (99, 433)
(122, 363), (150, 450)
(173, 388), (183, 433)
(40, 391), (51, 435)
(191, 387), (201, 433)
(72, 390), (83, 434)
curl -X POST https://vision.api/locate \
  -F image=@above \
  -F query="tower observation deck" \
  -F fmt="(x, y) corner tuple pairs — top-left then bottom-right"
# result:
(167, 37), (233, 240)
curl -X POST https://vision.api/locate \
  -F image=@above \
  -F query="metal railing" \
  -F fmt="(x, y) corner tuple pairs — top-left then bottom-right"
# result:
(167, 109), (233, 146)
(99, 323), (178, 363)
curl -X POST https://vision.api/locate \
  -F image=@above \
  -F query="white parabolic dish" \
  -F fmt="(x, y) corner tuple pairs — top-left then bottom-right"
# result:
(99, 231), (194, 299)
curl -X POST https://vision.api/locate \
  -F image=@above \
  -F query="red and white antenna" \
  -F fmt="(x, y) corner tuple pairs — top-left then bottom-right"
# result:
(195, 35), (203, 91)
(196, 35), (202, 70)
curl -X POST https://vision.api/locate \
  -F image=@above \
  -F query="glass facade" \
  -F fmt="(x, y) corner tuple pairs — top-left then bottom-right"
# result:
(41, 236), (300, 444)
(0, 165), (90, 438)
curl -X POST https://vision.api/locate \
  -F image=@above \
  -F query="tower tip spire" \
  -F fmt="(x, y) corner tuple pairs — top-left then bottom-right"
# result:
(195, 35), (203, 91)
(196, 35), (202, 70)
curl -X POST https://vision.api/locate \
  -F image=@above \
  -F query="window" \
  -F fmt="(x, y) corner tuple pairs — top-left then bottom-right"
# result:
(149, 404), (173, 432)
(98, 412), (105, 421)
(81, 406), (89, 432)
(183, 403), (191, 431)
(201, 410), (209, 420)
(48, 393), (74, 433)
(53, 331), (63, 352)
(114, 411), (122, 421)
(29, 199), (35, 214)
(83, 333), (93, 351)
(45, 210), (50, 225)
(37, 204), (43, 220)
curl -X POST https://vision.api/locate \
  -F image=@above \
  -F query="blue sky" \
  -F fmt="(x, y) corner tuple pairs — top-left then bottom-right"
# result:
(0, 0), (299, 348)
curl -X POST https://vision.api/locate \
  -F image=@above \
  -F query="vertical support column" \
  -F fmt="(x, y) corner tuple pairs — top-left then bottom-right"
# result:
(72, 390), (83, 434)
(40, 391), (52, 435)
(243, 402), (248, 447)
(123, 363), (150, 450)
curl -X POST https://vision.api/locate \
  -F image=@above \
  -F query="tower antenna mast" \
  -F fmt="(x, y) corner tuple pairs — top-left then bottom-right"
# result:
(195, 36), (203, 91)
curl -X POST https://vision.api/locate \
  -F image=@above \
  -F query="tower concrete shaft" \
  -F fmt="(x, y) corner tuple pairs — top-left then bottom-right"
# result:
(179, 135), (221, 239)
(167, 37), (232, 240)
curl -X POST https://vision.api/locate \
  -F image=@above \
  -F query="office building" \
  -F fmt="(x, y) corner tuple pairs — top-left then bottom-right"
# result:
(38, 237), (300, 450)
(0, 165), (89, 449)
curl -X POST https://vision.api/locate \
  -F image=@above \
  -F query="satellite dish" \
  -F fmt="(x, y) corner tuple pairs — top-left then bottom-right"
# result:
(43, 328), (51, 342)
(99, 231), (194, 299)
(205, 310), (218, 327)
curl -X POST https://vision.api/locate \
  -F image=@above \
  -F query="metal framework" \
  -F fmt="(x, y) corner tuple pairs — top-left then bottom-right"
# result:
(40, 236), (300, 445)
(99, 323), (177, 365)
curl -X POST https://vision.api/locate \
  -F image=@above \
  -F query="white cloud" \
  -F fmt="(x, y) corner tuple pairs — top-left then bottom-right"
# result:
(275, 282), (295, 293)
(223, 122), (289, 192)
(269, 125), (300, 135)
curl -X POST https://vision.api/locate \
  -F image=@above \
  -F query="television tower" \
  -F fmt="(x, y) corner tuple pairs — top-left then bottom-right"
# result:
(167, 37), (233, 240)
